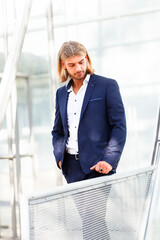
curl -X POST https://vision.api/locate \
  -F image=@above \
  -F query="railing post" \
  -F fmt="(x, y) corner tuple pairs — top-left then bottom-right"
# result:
(143, 105), (160, 239)
(2, 0), (18, 237)
(46, 0), (63, 186)
(151, 106), (160, 165)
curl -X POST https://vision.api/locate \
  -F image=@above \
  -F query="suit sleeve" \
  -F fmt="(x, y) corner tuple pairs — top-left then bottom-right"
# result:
(51, 90), (65, 167)
(103, 80), (126, 170)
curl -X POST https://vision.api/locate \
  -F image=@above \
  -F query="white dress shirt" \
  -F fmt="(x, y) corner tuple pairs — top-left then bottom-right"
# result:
(66, 74), (90, 154)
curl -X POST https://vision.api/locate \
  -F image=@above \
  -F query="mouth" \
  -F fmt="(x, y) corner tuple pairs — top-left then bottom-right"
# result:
(75, 71), (84, 77)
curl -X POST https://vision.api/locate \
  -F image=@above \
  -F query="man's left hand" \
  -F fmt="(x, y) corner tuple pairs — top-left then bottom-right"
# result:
(90, 161), (113, 174)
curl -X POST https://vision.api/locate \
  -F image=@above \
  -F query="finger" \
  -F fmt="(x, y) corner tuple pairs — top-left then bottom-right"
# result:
(91, 164), (99, 172)
(90, 165), (96, 170)
(104, 169), (109, 174)
(95, 165), (101, 172)
(99, 168), (104, 173)
(104, 167), (112, 174)
(58, 160), (62, 169)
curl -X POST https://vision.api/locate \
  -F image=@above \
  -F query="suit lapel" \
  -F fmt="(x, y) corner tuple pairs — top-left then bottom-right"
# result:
(59, 88), (69, 132)
(60, 75), (96, 129)
(80, 74), (96, 122)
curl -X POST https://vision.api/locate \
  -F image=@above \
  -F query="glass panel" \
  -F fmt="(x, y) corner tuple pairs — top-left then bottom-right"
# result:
(100, 0), (160, 17)
(30, 0), (46, 17)
(121, 12), (160, 43)
(100, 42), (160, 171)
(0, 159), (11, 227)
(12, 0), (26, 19)
(20, 30), (48, 57)
(0, 50), (4, 73)
(77, 22), (98, 49)
(76, 0), (99, 21)
(100, 19), (119, 46)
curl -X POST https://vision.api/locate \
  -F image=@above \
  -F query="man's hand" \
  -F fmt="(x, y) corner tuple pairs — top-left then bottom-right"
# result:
(90, 161), (113, 174)
(58, 160), (62, 169)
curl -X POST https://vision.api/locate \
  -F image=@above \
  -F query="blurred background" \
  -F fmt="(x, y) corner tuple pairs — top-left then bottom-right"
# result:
(0, 0), (160, 239)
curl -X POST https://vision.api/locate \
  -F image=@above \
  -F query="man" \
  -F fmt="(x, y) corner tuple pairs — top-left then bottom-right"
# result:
(51, 41), (126, 239)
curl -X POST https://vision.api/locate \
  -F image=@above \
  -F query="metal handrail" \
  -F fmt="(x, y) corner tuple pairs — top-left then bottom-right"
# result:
(27, 166), (155, 204)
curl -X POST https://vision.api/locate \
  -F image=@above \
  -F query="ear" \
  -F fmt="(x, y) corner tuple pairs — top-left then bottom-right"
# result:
(61, 60), (66, 69)
(85, 55), (88, 61)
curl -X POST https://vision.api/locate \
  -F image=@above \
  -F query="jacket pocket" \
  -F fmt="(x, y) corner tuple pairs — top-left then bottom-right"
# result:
(89, 98), (103, 102)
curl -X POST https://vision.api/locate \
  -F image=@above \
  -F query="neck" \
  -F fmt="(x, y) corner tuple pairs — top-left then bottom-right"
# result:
(73, 78), (83, 87)
(72, 80), (82, 94)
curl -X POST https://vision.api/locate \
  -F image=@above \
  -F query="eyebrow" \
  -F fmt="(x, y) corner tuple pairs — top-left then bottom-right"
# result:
(67, 57), (85, 65)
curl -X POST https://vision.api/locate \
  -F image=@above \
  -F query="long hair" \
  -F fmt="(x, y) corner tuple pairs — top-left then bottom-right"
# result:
(57, 41), (94, 82)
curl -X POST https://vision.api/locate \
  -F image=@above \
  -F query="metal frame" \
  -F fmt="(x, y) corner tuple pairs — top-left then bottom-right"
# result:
(151, 106), (160, 165)
(46, 0), (62, 186)
(143, 105), (160, 239)
(0, 0), (33, 130)
(0, 75), (34, 239)
(0, 0), (33, 239)
(1, 6), (160, 35)
(1, 0), (17, 237)
(143, 142), (160, 239)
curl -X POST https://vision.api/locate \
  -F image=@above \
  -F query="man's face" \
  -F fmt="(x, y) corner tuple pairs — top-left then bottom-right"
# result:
(62, 55), (88, 81)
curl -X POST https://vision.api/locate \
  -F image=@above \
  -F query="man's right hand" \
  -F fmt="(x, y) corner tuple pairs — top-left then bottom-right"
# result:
(58, 160), (62, 169)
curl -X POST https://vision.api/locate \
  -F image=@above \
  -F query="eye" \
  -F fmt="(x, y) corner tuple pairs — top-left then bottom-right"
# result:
(68, 64), (74, 67)
(79, 59), (84, 64)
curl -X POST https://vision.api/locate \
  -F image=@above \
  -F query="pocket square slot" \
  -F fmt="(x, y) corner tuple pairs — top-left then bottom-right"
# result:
(89, 98), (102, 102)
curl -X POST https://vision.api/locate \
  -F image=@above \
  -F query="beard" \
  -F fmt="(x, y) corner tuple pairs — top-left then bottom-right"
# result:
(68, 69), (87, 81)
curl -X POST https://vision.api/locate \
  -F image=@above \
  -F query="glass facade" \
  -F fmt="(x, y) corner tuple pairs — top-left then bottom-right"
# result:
(0, 0), (160, 239)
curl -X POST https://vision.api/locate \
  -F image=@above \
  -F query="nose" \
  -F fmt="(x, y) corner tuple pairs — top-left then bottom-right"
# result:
(75, 64), (81, 72)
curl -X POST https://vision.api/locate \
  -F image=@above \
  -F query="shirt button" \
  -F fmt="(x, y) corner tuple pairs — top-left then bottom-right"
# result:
(74, 113), (76, 115)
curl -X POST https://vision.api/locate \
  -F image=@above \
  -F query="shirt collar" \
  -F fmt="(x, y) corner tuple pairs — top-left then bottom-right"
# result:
(66, 74), (90, 92)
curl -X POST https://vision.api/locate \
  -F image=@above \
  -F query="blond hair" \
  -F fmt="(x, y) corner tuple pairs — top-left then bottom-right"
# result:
(57, 41), (94, 82)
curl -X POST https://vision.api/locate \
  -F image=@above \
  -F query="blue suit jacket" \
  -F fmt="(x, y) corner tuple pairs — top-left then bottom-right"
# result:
(51, 74), (126, 174)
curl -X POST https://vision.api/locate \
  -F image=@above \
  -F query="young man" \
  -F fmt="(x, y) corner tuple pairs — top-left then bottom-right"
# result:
(51, 41), (126, 183)
(51, 41), (126, 239)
